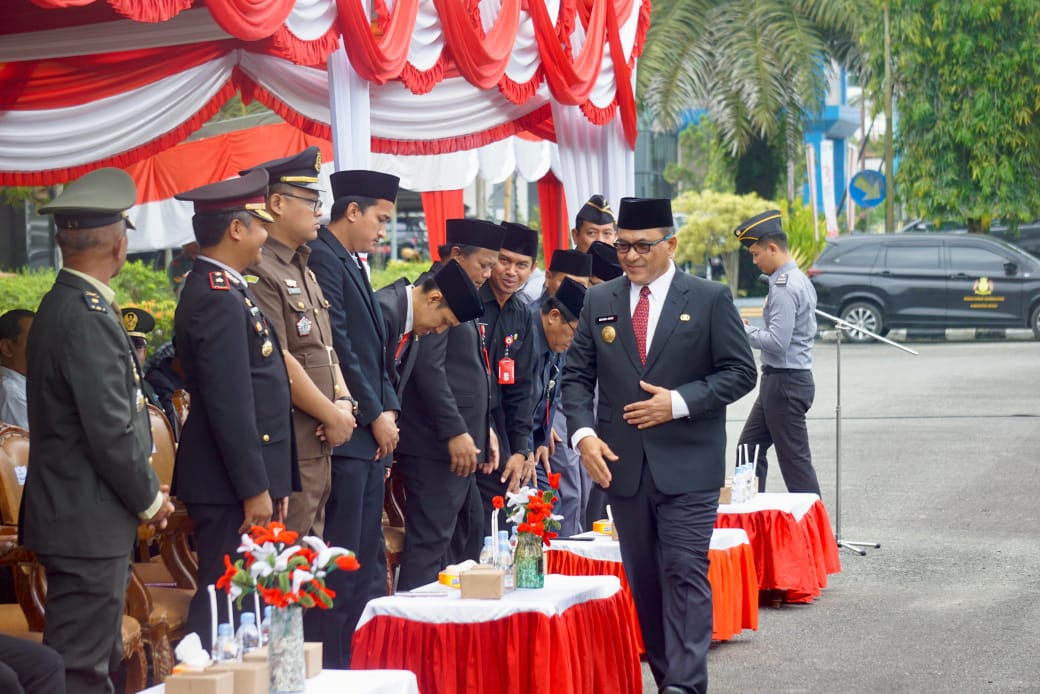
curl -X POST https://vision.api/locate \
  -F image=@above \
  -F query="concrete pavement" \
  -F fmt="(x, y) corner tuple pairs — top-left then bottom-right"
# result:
(639, 340), (1040, 693)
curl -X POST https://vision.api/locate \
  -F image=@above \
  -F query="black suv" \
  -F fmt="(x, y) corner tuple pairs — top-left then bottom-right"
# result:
(808, 233), (1040, 341)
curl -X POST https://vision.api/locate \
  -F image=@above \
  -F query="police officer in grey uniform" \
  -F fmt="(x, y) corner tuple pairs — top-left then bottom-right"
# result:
(734, 210), (821, 496)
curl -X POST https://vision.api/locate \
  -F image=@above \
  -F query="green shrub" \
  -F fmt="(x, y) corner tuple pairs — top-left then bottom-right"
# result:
(370, 259), (429, 290)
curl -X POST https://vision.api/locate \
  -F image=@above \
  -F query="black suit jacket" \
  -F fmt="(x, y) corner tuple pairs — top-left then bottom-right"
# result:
(480, 285), (535, 456)
(561, 268), (757, 496)
(22, 270), (160, 557)
(374, 278), (418, 399)
(173, 259), (298, 504)
(308, 227), (399, 461)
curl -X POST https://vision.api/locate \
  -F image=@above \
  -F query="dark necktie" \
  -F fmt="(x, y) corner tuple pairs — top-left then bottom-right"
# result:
(633, 285), (651, 365)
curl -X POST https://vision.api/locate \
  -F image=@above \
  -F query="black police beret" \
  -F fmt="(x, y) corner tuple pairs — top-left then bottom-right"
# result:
(330, 169), (400, 203)
(549, 249), (593, 277)
(445, 219), (506, 251)
(587, 240), (623, 281)
(617, 197), (674, 230)
(241, 145), (323, 191)
(175, 169), (273, 222)
(433, 259), (484, 324)
(734, 209), (784, 248)
(40, 168), (138, 231)
(121, 307), (155, 339)
(500, 221), (539, 258)
(554, 277), (587, 321)
(576, 194), (615, 226)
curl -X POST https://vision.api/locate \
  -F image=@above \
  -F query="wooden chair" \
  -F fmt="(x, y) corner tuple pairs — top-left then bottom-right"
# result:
(0, 426), (148, 693)
(382, 469), (407, 594)
(171, 389), (190, 429)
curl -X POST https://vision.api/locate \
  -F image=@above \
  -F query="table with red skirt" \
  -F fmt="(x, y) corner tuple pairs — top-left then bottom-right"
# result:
(351, 574), (641, 694)
(546, 528), (759, 653)
(715, 492), (841, 603)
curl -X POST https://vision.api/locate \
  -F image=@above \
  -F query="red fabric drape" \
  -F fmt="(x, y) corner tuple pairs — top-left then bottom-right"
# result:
(351, 590), (642, 694)
(337, 0), (419, 84)
(715, 499), (841, 604)
(538, 171), (568, 263)
(527, 0), (608, 105)
(432, 0), (522, 90)
(420, 190), (465, 261)
(204, 0), (296, 42)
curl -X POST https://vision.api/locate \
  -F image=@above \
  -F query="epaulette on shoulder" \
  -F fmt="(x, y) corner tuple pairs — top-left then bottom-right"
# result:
(81, 291), (108, 312)
(775, 273), (789, 286)
(243, 274), (259, 284)
(209, 271), (231, 291)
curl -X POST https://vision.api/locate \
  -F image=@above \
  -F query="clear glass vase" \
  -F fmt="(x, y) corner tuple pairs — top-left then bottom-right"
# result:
(268, 606), (305, 693)
(513, 531), (544, 589)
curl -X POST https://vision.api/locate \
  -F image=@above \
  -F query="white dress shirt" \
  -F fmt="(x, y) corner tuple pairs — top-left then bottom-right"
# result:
(0, 366), (28, 429)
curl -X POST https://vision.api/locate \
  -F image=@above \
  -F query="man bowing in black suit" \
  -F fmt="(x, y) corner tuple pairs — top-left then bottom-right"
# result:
(306, 169), (400, 667)
(561, 197), (756, 694)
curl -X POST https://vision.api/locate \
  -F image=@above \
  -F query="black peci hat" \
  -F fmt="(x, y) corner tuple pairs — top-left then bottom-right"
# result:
(241, 146), (324, 191)
(554, 277), (587, 321)
(733, 209), (784, 248)
(549, 249), (593, 277)
(40, 167), (138, 231)
(445, 219), (506, 251)
(587, 240), (623, 281)
(175, 169), (273, 223)
(575, 194), (615, 226)
(500, 221), (539, 258)
(330, 169), (400, 203)
(617, 197), (674, 231)
(433, 259), (485, 323)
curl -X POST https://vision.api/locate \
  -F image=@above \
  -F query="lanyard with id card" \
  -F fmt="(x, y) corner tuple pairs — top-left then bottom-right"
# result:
(498, 333), (516, 384)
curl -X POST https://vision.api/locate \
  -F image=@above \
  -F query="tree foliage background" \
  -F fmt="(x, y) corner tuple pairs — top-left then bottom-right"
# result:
(873, 0), (1040, 230)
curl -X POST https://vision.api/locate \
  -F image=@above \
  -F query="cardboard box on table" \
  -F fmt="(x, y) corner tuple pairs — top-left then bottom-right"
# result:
(164, 671), (235, 694)
(207, 660), (270, 694)
(244, 643), (323, 678)
(459, 566), (505, 599)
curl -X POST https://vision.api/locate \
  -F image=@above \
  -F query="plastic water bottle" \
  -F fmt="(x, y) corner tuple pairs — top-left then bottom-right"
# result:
(236, 612), (260, 654)
(496, 530), (514, 589)
(478, 536), (495, 565)
(260, 605), (272, 646)
(214, 622), (240, 662)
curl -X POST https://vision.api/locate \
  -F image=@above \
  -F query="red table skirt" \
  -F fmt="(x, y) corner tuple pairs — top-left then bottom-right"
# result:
(351, 589), (641, 694)
(546, 543), (758, 649)
(715, 499), (841, 603)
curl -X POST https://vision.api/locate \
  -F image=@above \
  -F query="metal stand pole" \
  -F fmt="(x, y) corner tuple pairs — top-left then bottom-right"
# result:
(816, 309), (917, 555)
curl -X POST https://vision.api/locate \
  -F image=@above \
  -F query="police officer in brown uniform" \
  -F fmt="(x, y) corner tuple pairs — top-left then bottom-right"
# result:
(242, 147), (357, 537)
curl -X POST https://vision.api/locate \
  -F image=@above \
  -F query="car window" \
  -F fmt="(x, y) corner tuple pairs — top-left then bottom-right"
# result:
(949, 245), (1008, 274)
(883, 245), (941, 269)
(828, 244), (880, 267)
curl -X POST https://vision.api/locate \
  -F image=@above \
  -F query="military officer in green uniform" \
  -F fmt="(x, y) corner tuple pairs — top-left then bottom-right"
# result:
(23, 168), (175, 694)
(172, 169), (300, 647)
(242, 147), (357, 537)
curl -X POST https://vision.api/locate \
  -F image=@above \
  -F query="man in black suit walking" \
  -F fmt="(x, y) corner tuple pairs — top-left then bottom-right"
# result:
(173, 170), (300, 648)
(562, 197), (756, 694)
(24, 168), (174, 694)
(306, 169), (400, 667)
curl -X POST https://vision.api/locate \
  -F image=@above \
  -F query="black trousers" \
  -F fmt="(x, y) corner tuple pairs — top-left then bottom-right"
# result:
(0, 634), (65, 694)
(37, 553), (129, 694)
(396, 454), (482, 592)
(738, 370), (821, 496)
(608, 462), (717, 694)
(310, 453), (386, 668)
(184, 502), (246, 650)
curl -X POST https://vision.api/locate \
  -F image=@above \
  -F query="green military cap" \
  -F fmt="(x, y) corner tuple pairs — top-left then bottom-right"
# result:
(40, 167), (137, 231)
(121, 307), (155, 339)
(241, 145), (324, 191)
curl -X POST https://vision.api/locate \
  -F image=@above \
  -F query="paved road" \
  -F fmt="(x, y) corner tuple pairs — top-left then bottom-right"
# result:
(640, 340), (1040, 693)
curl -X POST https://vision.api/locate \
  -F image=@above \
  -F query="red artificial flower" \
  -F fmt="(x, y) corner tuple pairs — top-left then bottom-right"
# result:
(492, 496), (504, 510)
(216, 554), (238, 592)
(542, 531), (558, 547)
(548, 472), (561, 490)
(335, 554), (361, 572)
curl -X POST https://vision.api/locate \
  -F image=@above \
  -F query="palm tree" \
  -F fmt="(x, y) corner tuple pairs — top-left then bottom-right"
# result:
(639, 0), (870, 161)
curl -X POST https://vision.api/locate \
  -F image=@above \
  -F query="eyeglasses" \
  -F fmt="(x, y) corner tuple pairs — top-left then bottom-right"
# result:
(280, 192), (323, 212)
(614, 232), (674, 255)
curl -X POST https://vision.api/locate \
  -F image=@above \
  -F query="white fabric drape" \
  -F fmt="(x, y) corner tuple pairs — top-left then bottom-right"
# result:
(328, 40), (372, 169)
(285, 0), (339, 41)
(551, 102), (634, 228)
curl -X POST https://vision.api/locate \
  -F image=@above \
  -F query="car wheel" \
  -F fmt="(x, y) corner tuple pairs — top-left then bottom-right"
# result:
(839, 302), (883, 343)
(1031, 303), (1040, 339)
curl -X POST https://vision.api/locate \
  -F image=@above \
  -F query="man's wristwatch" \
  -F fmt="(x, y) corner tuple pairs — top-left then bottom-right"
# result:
(339, 396), (359, 419)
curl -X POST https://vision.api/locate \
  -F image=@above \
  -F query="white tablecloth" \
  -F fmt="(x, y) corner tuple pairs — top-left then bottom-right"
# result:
(139, 668), (419, 694)
(549, 528), (750, 562)
(356, 574), (621, 628)
(718, 492), (820, 522)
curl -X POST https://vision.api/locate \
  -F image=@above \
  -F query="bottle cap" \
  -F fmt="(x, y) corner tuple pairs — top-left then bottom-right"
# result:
(264, 606), (272, 617)
(483, 536), (493, 545)
(241, 612), (255, 624)
(497, 530), (508, 539)
(217, 623), (233, 636)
